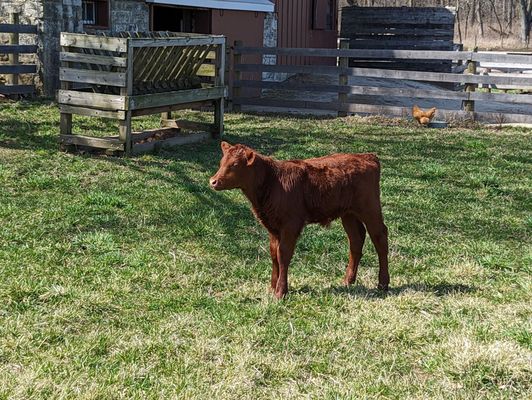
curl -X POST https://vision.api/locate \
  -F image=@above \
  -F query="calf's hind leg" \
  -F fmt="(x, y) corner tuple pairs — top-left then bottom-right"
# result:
(341, 215), (366, 286)
(365, 213), (389, 291)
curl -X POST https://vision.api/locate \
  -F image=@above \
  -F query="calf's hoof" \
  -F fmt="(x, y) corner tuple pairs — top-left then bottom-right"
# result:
(274, 289), (287, 300)
(343, 276), (356, 287)
(377, 283), (389, 291)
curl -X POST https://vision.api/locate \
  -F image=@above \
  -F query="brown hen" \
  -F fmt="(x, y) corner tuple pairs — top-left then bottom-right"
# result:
(412, 105), (436, 126)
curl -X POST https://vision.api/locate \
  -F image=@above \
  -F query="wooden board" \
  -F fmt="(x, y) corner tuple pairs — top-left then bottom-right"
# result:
(60, 33), (128, 53)
(60, 51), (128, 67)
(235, 64), (532, 87)
(235, 97), (532, 123)
(131, 37), (225, 48)
(0, 44), (37, 54)
(0, 64), (37, 74)
(128, 86), (225, 110)
(235, 47), (473, 61)
(0, 23), (37, 34)
(59, 104), (126, 120)
(131, 132), (210, 155)
(58, 90), (127, 110)
(59, 134), (125, 150)
(236, 80), (532, 105)
(60, 68), (127, 87)
(0, 84), (35, 95)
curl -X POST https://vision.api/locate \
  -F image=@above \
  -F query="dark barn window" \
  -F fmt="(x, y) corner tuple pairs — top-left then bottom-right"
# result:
(313, 0), (335, 30)
(82, 0), (109, 28)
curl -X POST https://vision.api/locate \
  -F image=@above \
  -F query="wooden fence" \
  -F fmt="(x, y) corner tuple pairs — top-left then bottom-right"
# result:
(232, 43), (532, 124)
(0, 12), (37, 96)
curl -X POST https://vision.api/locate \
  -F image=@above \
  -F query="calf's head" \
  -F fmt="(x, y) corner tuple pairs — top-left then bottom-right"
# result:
(210, 141), (256, 191)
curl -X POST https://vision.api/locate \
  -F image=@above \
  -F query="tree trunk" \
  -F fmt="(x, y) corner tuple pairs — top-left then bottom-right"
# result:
(519, 0), (532, 45)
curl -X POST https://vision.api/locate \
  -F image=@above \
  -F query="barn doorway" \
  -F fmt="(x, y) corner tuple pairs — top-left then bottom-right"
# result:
(151, 5), (211, 34)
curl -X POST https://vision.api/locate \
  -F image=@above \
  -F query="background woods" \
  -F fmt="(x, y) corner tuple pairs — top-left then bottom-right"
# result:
(340, 0), (532, 49)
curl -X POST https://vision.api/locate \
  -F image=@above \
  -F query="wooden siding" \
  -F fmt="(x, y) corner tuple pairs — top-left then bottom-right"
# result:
(276, 0), (338, 66)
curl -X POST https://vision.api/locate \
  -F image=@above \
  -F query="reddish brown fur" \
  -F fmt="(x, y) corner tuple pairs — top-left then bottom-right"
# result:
(210, 142), (389, 299)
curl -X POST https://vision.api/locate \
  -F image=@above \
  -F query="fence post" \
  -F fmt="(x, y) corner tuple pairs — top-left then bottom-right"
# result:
(213, 39), (226, 138)
(225, 43), (232, 111)
(233, 40), (242, 112)
(337, 38), (349, 117)
(462, 47), (478, 113)
(7, 12), (19, 86)
(119, 41), (134, 156)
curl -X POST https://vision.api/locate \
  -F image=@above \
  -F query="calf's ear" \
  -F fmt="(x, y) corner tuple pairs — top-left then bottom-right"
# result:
(245, 149), (255, 166)
(221, 141), (231, 152)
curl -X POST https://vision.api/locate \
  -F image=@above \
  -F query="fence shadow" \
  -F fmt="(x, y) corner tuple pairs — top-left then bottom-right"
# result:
(293, 282), (475, 298)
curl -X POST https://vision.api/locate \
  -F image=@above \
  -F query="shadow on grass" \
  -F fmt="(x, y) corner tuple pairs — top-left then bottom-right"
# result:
(293, 282), (475, 298)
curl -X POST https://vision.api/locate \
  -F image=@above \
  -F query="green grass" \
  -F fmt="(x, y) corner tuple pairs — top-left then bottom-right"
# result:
(0, 100), (531, 399)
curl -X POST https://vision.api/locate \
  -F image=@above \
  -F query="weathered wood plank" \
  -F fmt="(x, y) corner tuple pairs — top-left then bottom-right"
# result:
(60, 51), (127, 67)
(60, 68), (127, 87)
(349, 40), (453, 50)
(236, 97), (532, 123)
(197, 63), (216, 77)
(130, 101), (211, 117)
(0, 44), (37, 54)
(128, 86), (225, 110)
(131, 37), (225, 48)
(472, 53), (532, 65)
(347, 27), (454, 36)
(235, 80), (469, 100)
(0, 84), (34, 95)
(59, 104), (126, 119)
(60, 33), (128, 52)
(161, 119), (215, 132)
(0, 23), (37, 34)
(235, 47), (472, 61)
(0, 64), (36, 74)
(235, 64), (532, 86)
(131, 132), (210, 155)
(234, 97), (339, 111)
(58, 90), (127, 110)
(59, 134), (125, 150)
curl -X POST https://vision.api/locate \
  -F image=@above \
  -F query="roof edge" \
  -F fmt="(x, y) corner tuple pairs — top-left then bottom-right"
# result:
(145, 0), (275, 13)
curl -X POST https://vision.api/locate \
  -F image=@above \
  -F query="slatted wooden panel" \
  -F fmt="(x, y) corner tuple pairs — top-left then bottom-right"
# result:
(59, 32), (219, 95)
(0, 15), (37, 96)
(340, 7), (456, 73)
(130, 32), (216, 95)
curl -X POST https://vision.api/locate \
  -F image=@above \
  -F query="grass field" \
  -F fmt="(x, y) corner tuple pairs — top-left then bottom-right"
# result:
(0, 101), (530, 399)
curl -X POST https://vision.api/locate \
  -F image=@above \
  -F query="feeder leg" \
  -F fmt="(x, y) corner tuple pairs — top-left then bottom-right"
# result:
(214, 98), (224, 138)
(60, 113), (72, 135)
(161, 112), (171, 122)
(119, 111), (132, 156)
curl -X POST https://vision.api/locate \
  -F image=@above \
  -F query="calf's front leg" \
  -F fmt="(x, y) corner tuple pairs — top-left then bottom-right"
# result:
(269, 234), (279, 291)
(275, 227), (301, 299)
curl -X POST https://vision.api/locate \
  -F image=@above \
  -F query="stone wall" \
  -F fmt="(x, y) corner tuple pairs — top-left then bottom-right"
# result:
(110, 0), (149, 33)
(262, 12), (279, 82)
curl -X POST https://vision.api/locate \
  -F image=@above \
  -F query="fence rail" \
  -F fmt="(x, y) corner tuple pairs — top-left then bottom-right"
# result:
(232, 43), (532, 124)
(0, 13), (37, 96)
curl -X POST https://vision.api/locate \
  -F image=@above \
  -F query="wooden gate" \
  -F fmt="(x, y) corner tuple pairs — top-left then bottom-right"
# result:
(0, 12), (37, 96)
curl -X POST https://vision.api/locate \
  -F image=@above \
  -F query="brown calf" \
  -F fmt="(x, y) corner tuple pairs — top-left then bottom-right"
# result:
(210, 142), (389, 299)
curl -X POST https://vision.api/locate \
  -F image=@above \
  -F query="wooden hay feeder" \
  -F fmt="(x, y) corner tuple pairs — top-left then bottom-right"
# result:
(58, 31), (226, 155)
